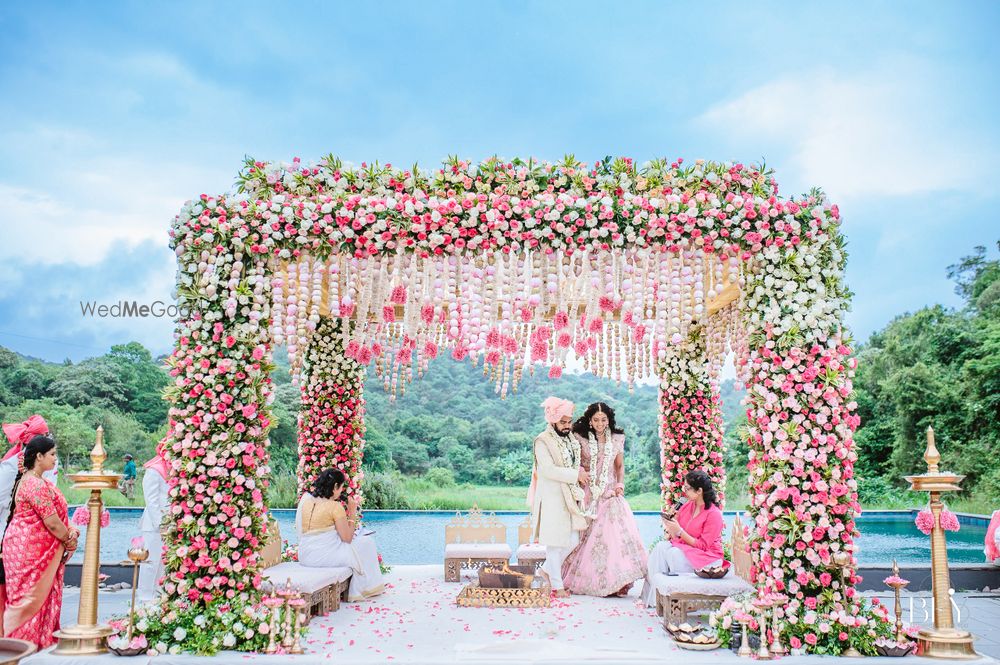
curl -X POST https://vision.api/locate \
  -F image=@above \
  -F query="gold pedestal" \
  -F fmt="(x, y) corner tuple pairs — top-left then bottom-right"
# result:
(52, 625), (116, 656)
(917, 628), (978, 660)
(905, 426), (979, 660)
(53, 426), (121, 656)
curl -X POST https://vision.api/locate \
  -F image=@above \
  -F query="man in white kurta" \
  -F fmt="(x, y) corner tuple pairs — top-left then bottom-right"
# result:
(137, 450), (169, 602)
(528, 397), (589, 597)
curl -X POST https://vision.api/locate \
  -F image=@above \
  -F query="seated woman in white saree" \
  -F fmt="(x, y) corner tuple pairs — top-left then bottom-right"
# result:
(295, 469), (385, 601)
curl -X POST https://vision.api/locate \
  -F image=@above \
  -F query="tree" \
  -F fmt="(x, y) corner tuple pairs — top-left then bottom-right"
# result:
(361, 427), (393, 472)
(49, 358), (129, 410)
(0, 347), (18, 369)
(446, 444), (476, 482)
(106, 342), (169, 430)
(495, 449), (532, 485)
(4, 362), (59, 402)
(387, 435), (430, 475)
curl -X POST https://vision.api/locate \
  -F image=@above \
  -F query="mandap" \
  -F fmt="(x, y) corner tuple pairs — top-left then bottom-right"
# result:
(157, 155), (864, 652)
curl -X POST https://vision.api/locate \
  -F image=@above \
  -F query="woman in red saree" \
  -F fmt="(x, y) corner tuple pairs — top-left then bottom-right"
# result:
(1, 436), (78, 648)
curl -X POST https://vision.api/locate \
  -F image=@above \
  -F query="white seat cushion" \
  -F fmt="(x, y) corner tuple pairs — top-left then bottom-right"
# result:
(651, 572), (752, 597)
(263, 562), (352, 594)
(444, 543), (512, 559)
(516, 543), (546, 559)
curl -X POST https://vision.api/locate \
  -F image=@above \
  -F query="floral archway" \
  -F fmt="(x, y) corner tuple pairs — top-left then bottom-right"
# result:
(161, 155), (859, 652)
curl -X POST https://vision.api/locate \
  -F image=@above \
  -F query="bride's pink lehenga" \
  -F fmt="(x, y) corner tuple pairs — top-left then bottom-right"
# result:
(1, 475), (69, 648)
(561, 432), (647, 596)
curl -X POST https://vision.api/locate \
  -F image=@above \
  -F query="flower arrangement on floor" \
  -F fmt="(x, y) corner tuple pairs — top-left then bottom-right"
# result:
(111, 597), (277, 656)
(873, 628), (919, 657)
(377, 552), (391, 575)
(107, 621), (148, 655)
(296, 317), (366, 501)
(711, 591), (896, 656)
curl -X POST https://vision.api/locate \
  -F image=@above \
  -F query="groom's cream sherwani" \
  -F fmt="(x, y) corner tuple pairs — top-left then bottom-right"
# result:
(529, 426), (587, 548)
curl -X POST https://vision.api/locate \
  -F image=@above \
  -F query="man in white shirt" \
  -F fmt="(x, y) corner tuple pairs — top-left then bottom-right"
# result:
(137, 445), (170, 602)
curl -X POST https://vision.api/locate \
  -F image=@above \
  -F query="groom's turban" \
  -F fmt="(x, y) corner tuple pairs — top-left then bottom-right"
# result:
(541, 397), (574, 424)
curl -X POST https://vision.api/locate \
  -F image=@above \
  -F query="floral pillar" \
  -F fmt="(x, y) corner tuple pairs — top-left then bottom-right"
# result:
(658, 328), (726, 508)
(741, 223), (863, 645)
(160, 196), (275, 654)
(297, 317), (367, 500)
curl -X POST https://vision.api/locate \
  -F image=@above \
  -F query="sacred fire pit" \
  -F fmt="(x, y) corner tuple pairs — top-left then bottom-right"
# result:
(458, 562), (550, 607)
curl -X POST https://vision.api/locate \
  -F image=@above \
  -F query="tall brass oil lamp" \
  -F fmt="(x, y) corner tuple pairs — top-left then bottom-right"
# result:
(904, 426), (977, 659)
(53, 426), (121, 655)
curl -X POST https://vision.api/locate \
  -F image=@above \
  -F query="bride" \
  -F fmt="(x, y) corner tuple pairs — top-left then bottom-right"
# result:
(295, 469), (385, 601)
(561, 402), (647, 597)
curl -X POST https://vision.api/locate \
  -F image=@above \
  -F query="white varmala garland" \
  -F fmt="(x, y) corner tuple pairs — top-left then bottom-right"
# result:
(549, 427), (584, 507)
(586, 430), (616, 512)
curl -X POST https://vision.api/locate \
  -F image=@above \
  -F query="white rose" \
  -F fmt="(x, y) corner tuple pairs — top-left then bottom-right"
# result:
(174, 627), (187, 641)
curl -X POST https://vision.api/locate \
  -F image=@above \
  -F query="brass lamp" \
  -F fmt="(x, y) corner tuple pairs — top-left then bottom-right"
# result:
(53, 426), (121, 655)
(904, 426), (978, 659)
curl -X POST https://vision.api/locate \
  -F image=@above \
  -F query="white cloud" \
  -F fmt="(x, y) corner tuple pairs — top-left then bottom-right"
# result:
(0, 141), (232, 266)
(696, 58), (996, 200)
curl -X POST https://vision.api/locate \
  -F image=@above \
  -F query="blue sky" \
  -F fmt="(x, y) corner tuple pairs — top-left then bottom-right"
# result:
(0, 1), (997, 363)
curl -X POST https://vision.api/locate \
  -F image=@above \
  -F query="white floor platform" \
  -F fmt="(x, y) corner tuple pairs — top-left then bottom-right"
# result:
(26, 565), (1000, 664)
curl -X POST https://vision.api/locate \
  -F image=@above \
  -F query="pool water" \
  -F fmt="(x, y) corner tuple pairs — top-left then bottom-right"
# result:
(76, 508), (990, 566)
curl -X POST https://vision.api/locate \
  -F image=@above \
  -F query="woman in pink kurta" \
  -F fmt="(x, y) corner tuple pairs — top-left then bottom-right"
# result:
(1, 436), (78, 648)
(668, 498), (725, 568)
(640, 470), (724, 606)
(561, 403), (648, 597)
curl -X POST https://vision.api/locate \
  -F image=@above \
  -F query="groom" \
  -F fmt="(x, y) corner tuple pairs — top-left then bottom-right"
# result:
(528, 396), (590, 597)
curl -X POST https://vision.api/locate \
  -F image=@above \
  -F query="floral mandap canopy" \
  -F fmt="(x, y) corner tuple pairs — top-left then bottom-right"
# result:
(161, 154), (860, 654)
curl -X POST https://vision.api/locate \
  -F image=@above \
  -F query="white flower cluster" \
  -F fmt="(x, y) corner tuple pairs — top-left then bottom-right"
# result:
(742, 231), (850, 352)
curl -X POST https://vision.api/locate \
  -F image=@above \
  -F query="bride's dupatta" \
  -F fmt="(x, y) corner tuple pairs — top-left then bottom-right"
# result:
(1, 475), (68, 648)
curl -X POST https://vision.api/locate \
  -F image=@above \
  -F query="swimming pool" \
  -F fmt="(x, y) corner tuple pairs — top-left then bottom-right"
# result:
(76, 508), (991, 566)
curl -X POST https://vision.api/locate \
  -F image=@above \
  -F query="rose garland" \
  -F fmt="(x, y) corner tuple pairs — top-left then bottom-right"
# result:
(739, 229), (876, 648)
(657, 328), (726, 508)
(158, 228), (276, 654)
(160, 155), (863, 653)
(297, 317), (366, 501)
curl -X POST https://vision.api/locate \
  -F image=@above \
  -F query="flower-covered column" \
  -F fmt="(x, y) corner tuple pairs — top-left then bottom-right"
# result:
(297, 317), (367, 500)
(741, 221), (864, 646)
(159, 196), (276, 654)
(657, 328), (726, 509)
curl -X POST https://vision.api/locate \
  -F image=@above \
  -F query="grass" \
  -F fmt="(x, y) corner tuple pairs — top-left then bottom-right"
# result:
(57, 475), (145, 507)
(402, 481), (531, 511)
